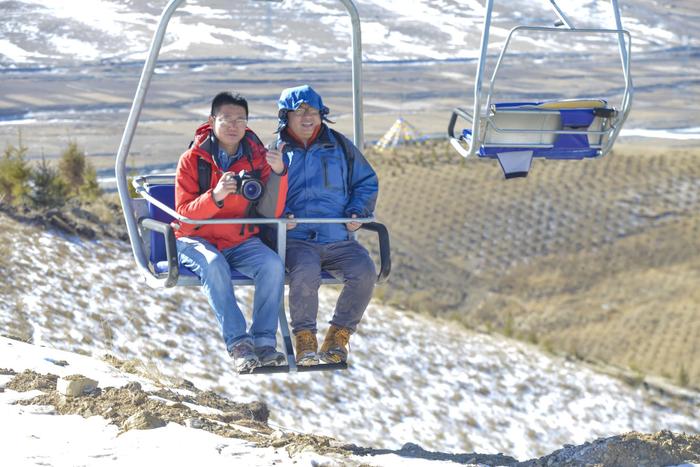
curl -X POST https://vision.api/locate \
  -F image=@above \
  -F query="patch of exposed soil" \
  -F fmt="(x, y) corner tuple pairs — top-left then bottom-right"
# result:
(0, 198), (126, 241)
(519, 430), (700, 467)
(349, 441), (518, 465)
(150, 387), (270, 422)
(15, 377), (269, 435)
(7, 369), (700, 466)
(6, 369), (58, 392)
(9, 368), (357, 460)
(101, 354), (151, 377)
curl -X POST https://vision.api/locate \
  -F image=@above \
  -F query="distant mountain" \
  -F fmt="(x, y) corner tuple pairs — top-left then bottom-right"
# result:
(1, 0), (696, 66)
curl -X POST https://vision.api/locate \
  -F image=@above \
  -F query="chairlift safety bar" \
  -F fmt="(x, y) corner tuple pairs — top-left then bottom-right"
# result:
(132, 174), (388, 286)
(133, 177), (374, 228)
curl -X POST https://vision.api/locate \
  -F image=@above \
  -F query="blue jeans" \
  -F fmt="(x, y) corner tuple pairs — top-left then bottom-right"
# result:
(176, 236), (285, 352)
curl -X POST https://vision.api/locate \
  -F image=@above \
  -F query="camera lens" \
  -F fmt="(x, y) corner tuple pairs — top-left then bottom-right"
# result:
(240, 179), (263, 201)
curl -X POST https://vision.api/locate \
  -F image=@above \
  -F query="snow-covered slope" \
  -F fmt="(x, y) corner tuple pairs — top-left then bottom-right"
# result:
(0, 0), (694, 66)
(1, 215), (698, 461)
(1, 335), (460, 467)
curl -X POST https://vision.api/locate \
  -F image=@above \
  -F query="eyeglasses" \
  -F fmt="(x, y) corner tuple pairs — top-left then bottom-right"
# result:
(216, 116), (248, 127)
(291, 107), (320, 117)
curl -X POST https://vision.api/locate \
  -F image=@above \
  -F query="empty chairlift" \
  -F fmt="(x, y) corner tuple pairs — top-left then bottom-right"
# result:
(448, 0), (633, 178)
(114, 0), (390, 374)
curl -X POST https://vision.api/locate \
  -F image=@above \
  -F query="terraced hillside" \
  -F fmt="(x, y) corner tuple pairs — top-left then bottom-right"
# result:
(365, 142), (700, 388)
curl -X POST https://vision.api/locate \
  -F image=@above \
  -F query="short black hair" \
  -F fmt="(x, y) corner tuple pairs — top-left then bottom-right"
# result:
(210, 92), (248, 117)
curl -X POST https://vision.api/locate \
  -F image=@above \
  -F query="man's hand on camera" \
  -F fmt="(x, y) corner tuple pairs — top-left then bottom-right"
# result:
(212, 172), (238, 203)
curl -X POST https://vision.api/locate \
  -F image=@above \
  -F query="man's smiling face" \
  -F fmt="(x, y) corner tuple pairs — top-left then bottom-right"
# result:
(286, 103), (321, 143)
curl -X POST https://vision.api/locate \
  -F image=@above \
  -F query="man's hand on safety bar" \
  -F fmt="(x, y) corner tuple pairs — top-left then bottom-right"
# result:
(346, 213), (362, 232)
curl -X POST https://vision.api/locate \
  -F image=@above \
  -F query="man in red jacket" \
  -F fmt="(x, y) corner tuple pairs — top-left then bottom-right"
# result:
(174, 92), (288, 373)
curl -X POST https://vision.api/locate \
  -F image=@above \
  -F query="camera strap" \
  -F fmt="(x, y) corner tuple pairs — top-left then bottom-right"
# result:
(196, 131), (219, 195)
(238, 138), (260, 235)
(239, 200), (258, 235)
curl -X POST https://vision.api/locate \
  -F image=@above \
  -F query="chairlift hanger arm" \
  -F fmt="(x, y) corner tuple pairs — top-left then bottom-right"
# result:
(466, 0), (496, 159)
(487, 26), (633, 110)
(548, 0), (576, 29)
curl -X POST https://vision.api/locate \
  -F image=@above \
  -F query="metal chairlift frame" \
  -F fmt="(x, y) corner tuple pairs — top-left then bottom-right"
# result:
(448, 0), (633, 166)
(114, 0), (389, 374)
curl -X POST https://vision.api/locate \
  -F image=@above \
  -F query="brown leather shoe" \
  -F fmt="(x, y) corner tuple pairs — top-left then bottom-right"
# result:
(319, 325), (350, 364)
(294, 330), (319, 366)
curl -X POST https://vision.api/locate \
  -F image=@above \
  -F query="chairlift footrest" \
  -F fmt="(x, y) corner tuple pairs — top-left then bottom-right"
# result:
(239, 362), (348, 375)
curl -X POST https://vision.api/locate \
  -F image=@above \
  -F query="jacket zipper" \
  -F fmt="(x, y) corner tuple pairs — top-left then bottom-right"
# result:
(322, 158), (330, 188)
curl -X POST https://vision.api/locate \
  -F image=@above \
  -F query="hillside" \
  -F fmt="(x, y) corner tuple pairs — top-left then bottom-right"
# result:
(2, 336), (700, 466)
(2, 0), (699, 464)
(366, 142), (700, 389)
(1, 211), (699, 460)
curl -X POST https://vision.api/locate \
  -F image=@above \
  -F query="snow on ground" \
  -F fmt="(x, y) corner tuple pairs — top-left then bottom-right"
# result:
(0, 0), (693, 65)
(1, 223), (699, 461)
(620, 127), (700, 140)
(0, 337), (459, 467)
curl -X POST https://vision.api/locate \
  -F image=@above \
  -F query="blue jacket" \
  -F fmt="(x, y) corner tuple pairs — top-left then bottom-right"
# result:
(279, 124), (378, 244)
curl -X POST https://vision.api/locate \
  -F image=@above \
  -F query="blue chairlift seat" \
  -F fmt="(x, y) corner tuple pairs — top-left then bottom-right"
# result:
(144, 184), (348, 284)
(452, 99), (618, 178)
(145, 184), (251, 282)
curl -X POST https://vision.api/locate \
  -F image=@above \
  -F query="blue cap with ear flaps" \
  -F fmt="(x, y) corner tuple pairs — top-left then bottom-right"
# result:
(276, 85), (332, 132)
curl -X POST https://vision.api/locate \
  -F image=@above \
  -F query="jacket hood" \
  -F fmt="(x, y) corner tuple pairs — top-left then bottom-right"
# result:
(276, 85), (332, 132)
(192, 122), (213, 149)
(186, 122), (217, 164)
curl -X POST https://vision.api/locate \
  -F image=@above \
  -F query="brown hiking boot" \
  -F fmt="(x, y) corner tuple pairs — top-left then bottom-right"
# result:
(294, 330), (319, 366)
(319, 325), (351, 364)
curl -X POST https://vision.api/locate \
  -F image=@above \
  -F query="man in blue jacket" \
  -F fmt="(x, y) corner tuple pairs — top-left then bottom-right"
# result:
(276, 85), (378, 366)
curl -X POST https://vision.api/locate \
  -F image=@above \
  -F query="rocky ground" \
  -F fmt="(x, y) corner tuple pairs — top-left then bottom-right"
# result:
(3, 355), (699, 466)
(0, 195), (127, 241)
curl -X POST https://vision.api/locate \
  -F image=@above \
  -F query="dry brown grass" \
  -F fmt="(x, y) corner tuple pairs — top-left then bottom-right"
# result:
(367, 142), (700, 388)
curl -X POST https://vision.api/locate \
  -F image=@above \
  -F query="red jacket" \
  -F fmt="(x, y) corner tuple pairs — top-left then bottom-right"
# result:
(174, 122), (287, 251)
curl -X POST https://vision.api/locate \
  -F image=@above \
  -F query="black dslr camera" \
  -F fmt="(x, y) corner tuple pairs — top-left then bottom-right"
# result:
(226, 170), (264, 201)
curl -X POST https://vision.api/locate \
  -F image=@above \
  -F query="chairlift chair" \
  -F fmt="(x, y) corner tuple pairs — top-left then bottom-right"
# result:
(448, 0), (633, 178)
(114, 0), (391, 374)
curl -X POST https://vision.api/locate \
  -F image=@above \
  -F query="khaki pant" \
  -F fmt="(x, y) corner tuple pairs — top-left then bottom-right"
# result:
(286, 239), (376, 335)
